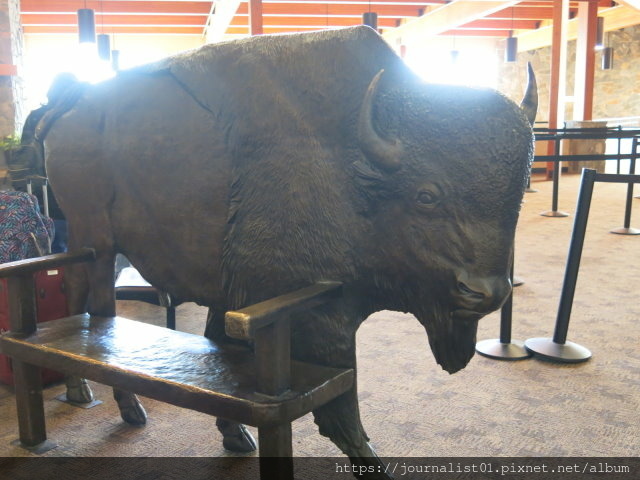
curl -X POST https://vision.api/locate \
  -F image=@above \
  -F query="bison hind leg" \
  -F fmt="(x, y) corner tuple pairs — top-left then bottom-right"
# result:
(314, 391), (394, 480)
(216, 418), (257, 453)
(65, 376), (94, 403)
(113, 389), (147, 425)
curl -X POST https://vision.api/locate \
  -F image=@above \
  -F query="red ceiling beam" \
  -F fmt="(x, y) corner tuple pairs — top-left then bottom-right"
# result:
(229, 16), (398, 27)
(21, 1), (212, 15)
(459, 19), (540, 30)
(517, 0), (613, 6)
(487, 7), (555, 20)
(441, 29), (512, 37)
(235, 3), (423, 17)
(225, 26), (336, 34)
(22, 14), (207, 26)
(23, 25), (205, 35)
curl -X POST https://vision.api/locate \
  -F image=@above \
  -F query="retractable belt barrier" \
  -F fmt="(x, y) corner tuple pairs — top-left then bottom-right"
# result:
(532, 127), (640, 227)
(478, 168), (640, 364)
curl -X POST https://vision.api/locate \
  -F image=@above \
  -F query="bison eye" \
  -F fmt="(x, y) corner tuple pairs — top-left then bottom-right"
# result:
(416, 190), (438, 206)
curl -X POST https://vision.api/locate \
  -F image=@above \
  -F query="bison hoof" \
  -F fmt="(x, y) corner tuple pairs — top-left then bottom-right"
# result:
(119, 402), (147, 425)
(349, 447), (394, 480)
(216, 419), (257, 453)
(65, 376), (94, 404)
(113, 390), (147, 425)
(222, 425), (257, 453)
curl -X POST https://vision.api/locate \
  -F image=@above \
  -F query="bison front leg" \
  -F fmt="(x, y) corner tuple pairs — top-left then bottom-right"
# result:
(314, 386), (393, 480)
(205, 308), (257, 452)
(298, 315), (392, 480)
(215, 418), (257, 452)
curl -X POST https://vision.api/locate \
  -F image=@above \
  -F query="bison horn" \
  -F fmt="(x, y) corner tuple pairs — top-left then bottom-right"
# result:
(358, 69), (403, 172)
(520, 62), (538, 126)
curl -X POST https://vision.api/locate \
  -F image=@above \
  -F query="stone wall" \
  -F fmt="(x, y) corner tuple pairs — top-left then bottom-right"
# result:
(0, 0), (23, 135)
(0, 0), (23, 173)
(497, 23), (640, 124)
(8, 0), (23, 132)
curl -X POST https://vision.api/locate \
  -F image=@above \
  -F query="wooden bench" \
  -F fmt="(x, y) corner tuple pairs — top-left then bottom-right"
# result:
(0, 249), (353, 479)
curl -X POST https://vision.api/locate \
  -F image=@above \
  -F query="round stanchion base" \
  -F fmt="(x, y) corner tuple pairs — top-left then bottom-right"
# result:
(525, 187), (538, 193)
(513, 276), (524, 287)
(540, 210), (569, 218)
(524, 337), (591, 363)
(610, 226), (640, 235)
(476, 339), (532, 360)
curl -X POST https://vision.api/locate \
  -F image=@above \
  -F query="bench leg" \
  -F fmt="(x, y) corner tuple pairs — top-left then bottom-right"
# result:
(166, 306), (176, 330)
(13, 360), (47, 447)
(258, 423), (293, 480)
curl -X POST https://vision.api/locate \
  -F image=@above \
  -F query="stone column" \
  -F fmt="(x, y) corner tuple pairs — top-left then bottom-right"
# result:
(0, 0), (24, 173)
(563, 120), (607, 174)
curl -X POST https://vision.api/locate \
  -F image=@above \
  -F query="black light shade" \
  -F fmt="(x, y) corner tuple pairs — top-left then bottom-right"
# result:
(602, 46), (613, 70)
(111, 50), (120, 71)
(97, 34), (111, 61)
(505, 35), (518, 62)
(362, 12), (378, 30)
(77, 8), (96, 43)
(596, 17), (604, 49)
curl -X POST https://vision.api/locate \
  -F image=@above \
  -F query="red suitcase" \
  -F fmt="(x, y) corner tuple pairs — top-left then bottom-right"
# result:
(0, 267), (68, 386)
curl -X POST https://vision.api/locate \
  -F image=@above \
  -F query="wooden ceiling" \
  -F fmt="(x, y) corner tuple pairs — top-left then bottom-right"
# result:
(20, 0), (623, 40)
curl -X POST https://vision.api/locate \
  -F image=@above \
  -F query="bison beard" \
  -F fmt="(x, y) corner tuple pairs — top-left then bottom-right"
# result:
(417, 303), (479, 374)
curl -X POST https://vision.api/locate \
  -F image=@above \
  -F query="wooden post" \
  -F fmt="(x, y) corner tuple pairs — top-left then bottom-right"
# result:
(7, 275), (48, 447)
(573, 0), (598, 121)
(258, 425), (294, 479)
(254, 318), (291, 396)
(254, 318), (293, 479)
(546, 0), (570, 176)
(249, 0), (263, 35)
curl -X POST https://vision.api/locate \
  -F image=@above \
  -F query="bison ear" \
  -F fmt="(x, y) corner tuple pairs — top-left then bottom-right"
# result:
(358, 70), (403, 172)
(520, 62), (538, 126)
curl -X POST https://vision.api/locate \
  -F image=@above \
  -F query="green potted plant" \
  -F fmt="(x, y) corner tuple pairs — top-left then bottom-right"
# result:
(0, 134), (20, 168)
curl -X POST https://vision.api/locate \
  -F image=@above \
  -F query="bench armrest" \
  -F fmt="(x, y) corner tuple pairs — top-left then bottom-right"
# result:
(0, 248), (96, 278)
(224, 281), (342, 341)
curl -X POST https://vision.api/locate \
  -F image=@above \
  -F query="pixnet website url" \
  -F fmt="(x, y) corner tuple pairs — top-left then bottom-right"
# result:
(336, 461), (631, 476)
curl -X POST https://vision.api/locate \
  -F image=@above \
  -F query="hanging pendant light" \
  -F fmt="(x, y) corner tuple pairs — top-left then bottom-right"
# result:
(595, 17), (605, 50)
(111, 49), (120, 71)
(504, 8), (517, 63)
(98, 34), (111, 61)
(450, 36), (458, 64)
(96, 1), (110, 60)
(77, 7), (96, 43)
(505, 34), (518, 62)
(362, 0), (378, 31)
(362, 12), (378, 30)
(602, 46), (613, 70)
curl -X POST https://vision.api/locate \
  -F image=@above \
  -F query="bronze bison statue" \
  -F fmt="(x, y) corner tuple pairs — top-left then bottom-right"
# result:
(27, 26), (536, 478)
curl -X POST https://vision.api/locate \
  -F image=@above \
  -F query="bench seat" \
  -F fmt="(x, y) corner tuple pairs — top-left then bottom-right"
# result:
(0, 314), (354, 428)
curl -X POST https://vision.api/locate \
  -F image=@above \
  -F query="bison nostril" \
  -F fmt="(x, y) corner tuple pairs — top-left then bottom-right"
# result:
(457, 281), (485, 300)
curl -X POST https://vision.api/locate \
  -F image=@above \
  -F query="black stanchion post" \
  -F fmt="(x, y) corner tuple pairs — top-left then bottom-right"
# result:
(611, 145), (639, 235)
(541, 135), (569, 217)
(476, 252), (532, 360)
(525, 168), (596, 362)
(616, 125), (622, 175)
(634, 136), (640, 199)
